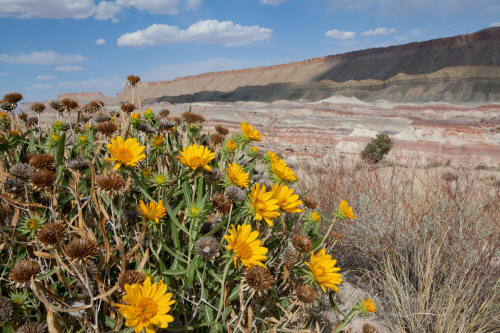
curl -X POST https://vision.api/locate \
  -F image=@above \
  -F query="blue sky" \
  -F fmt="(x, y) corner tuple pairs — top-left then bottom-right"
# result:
(0, 0), (499, 102)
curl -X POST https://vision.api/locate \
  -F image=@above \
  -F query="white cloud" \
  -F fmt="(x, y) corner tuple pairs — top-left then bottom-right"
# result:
(117, 0), (179, 15)
(491, 21), (500, 27)
(31, 83), (52, 89)
(361, 27), (397, 36)
(36, 75), (56, 80)
(95, 38), (106, 45)
(94, 1), (122, 20)
(54, 65), (85, 72)
(0, 50), (86, 65)
(260, 0), (288, 5)
(325, 29), (356, 39)
(183, 0), (202, 10)
(117, 20), (272, 47)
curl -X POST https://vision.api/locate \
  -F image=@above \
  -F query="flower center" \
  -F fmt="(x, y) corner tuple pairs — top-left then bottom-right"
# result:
(235, 242), (253, 260)
(26, 219), (38, 230)
(190, 156), (203, 167)
(135, 297), (157, 321)
(116, 148), (134, 162)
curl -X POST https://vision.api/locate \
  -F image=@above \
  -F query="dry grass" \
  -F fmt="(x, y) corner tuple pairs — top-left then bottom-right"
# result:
(299, 156), (500, 333)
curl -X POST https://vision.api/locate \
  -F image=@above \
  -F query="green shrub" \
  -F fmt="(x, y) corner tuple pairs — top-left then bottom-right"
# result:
(360, 133), (392, 163)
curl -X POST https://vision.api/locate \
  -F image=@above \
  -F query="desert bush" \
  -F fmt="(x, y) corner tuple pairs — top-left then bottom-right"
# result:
(0, 84), (375, 332)
(300, 156), (500, 332)
(360, 133), (392, 164)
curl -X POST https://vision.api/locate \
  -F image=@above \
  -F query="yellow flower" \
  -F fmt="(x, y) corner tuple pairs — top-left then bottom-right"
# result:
(144, 108), (153, 116)
(240, 121), (262, 141)
(338, 200), (357, 219)
(249, 183), (280, 227)
(177, 144), (215, 172)
(152, 135), (164, 147)
(78, 135), (87, 144)
(139, 200), (166, 223)
(267, 150), (279, 162)
(115, 277), (175, 333)
(131, 112), (141, 120)
(311, 212), (321, 222)
(107, 136), (146, 171)
(271, 183), (303, 213)
(51, 133), (60, 141)
(8, 129), (20, 136)
(25, 218), (39, 231)
(363, 298), (376, 313)
(271, 158), (298, 182)
(142, 168), (152, 178)
(225, 139), (238, 151)
(224, 224), (268, 268)
(251, 146), (259, 153)
(226, 163), (249, 188)
(305, 248), (342, 292)
(155, 174), (166, 185)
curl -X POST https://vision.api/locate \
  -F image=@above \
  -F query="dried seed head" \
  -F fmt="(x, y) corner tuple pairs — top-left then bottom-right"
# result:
(181, 112), (205, 123)
(120, 103), (135, 113)
(159, 109), (170, 118)
(205, 169), (222, 183)
(158, 119), (175, 131)
(363, 324), (380, 333)
(210, 133), (225, 145)
(212, 193), (231, 214)
(94, 113), (111, 123)
(296, 285), (316, 304)
(3, 92), (23, 104)
(302, 196), (318, 209)
(17, 322), (45, 333)
(31, 169), (56, 187)
(61, 98), (79, 110)
(195, 236), (220, 259)
(4, 177), (24, 194)
(225, 186), (246, 202)
(9, 259), (40, 283)
(83, 100), (104, 113)
(37, 222), (66, 246)
(10, 163), (34, 181)
(118, 270), (146, 291)
(18, 112), (28, 122)
(215, 125), (229, 136)
(66, 156), (90, 171)
(96, 121), (118, 136)
(49, 100), (62, 111)
(330, 230), (344, 240)
(65, 238), (97, 260)
(127, 75), (140, 86)
(30, 102), (46, 114)
(291, 234), (312, 253)
(0, 296), (13, 322)
(29, 154), (55, 170)
(136, 122), (155, 134)
(245, 266), (273, 292)
(122, 209), (142, 225)
(171, 116), (182, 125)
(26, 116), (38, 126)
(96, 173), (126, 191)
(284, 245), (299, 269)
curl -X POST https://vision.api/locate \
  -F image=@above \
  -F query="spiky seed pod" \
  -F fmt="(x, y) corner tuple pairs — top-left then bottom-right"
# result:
(96, 121), (118, 136)
(10, 163), (34, 181)
(83, 100), (104, 113)
(215, 125), (229, 136)
(205, 169), (223, 183)
(212, 193), (232, 214)
(302, 196), (318, 209)
(49, 100), (62, 111)
(158, 119), (175, 131)
(94, 113), (111, 123)
(18, 112), (28, 122)
(120, 103), (135, 113)
(291, 234), (312, 253)
(66, 156), (90, 171)
(0, 101), (12, 111)
(31, 169), (56, 187)
(363, 324), (380, 333)
(96, 173), (126, 191)
(171, 117), (182, 125)
(284, 245), (299, 268)
(136, 122), (155, 134)
(0, 296), (13, 322)
(195, 236), (220, 259)
(26, 116), (38, 126)
(65, 238), (97, 260)
(210, 133), (225, 145)
(225, 186), (246, 202)
(9, 259), (40, 283)
(29, 154), (55, 170)
(181, 112), (205, 123)
(81, 113), (92, 123)
(245, 266), (274, 292)
(127, 75), (140, 86)
(4, 177), (24, 194)
(296, 285), (316, 304)
(122, 209), (142, 225)
(3, 92), (23, 104)
(30, 102), (46, 114)
(159, 109), (170, 118)
(118, 270), (146, 291)
(38, 222), (66, 246)
(17, 322), (45, 333)
(61, 98), (79, 110)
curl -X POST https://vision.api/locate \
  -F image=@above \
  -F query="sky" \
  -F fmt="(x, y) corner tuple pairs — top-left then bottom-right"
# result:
(0, 0), (499, 102)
